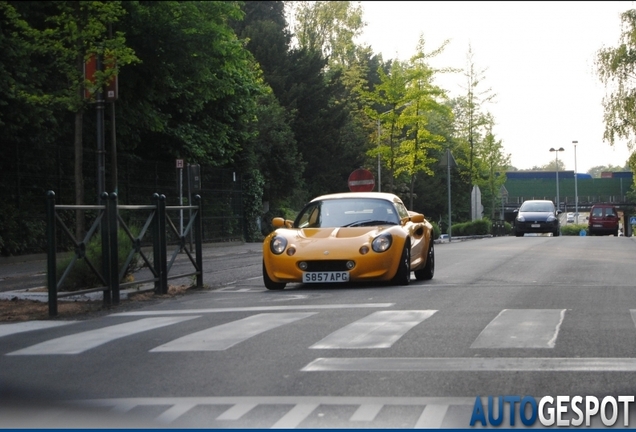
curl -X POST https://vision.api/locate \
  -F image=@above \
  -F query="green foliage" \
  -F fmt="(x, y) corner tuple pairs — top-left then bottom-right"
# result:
(0, 202), (46, 256)
(56, 226), (140, 291)
(291, 1), (365, 69)
(261, 201), (298, 236)
(113, 1), (262, 165)
(504, 221), (513, 234)
(430, 221), (441, 240)
(561, 224), (589, 236)
(242, 169), (265, 242)
(451, 219), (492, 236)
(596, 9), (636, 150)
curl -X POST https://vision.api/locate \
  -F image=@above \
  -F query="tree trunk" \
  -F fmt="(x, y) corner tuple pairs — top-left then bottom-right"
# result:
(74, 65), (85, 241)
(74, 109), (85, 241)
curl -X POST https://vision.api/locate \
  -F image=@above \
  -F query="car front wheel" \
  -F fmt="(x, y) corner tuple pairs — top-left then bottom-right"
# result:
(392, 245), (411, 286)
(414, 241), (434, 281)
(262, 261), (286, 290)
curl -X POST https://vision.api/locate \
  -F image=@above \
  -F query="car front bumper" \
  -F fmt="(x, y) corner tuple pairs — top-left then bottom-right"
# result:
(515, 221), (559, 234)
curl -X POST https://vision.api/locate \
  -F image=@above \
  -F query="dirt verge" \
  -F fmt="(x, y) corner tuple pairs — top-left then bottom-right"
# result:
(0, 285), (192, 322)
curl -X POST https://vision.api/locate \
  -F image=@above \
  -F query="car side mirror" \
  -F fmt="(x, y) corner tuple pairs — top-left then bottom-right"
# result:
(410, 213), (425, 223)
(272, 217), (292, 228)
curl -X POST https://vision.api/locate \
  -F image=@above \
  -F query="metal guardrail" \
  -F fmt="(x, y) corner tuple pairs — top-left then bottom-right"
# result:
(45, 191), (203, 317)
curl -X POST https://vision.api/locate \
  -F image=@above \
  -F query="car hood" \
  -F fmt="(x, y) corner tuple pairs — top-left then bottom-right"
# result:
(518, 211), (555, 221)
(293, 226), (385, 240)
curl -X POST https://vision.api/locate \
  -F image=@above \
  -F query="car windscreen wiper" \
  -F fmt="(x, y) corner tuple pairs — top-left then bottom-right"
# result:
(342, 219), (398, 227)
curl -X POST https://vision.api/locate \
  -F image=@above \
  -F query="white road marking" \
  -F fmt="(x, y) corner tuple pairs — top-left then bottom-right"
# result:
(6, 316), (198, 355)
(76, 396), (476, 425)
(470, 309), (566, 349)
(310, 310), (436, 349)
(216, 403), (258, 420)
(109, 303), (394, 317)
(628, 310), (636, 328)
(150, 312), (316, 352)
(301, 357), (636, 372)
(0, 320), (76, 338)
(350, 404), (383, 421)
(414, 404), (449, 428)
(270, 403), (319, 429)
(155, 403), (197, 424)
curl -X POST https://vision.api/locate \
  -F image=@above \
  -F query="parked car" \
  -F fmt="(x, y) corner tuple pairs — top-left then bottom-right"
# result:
(262, 192), (435, 290)
(588, 204), (620, 236)
(566, 212), (575, 223)
(513, 200), (561, 237)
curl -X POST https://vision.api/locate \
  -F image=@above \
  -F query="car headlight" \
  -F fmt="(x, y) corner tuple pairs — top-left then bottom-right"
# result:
(546, 215), (556, 222)
(517, 215), (525, 222)
(270, 236), (288, 254)
(372, 234), (392, 252)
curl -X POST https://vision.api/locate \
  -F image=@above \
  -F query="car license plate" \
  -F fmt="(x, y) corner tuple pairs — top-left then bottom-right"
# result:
(303, 272), (349, 283)
(593, 224), (602, 227)
(531, 224), (540, 228)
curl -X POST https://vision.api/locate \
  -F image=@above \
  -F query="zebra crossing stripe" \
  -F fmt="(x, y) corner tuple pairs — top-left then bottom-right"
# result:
(270, 403), (320, 429)
(74, 396), (477, 425)
(155, 403), (197, 424)
(150, 312), (317, 352)
(310, 310), (436, 349)
(108, 303), (394, 317)
(216, 403), (258, 420)
(350, 404), (383, 421)
(301, 357), (636, 372)
(414, 404), (449, 428)
(6, 316), (199, 355)
(470, 309), (566, 349)
(0, 320), (76, 338)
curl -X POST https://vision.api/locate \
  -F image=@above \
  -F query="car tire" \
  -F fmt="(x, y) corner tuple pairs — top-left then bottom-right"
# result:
(553, 229), (560, 237)
(515, 229), (524, 237)
(414, 241), (434, 281)
(392, 244), (410, 286)
(262, 261), (286, 290)
(614, 229), (619, 236)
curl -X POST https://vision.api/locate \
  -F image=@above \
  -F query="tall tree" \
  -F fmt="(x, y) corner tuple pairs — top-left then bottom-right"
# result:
(596, 9), (636, 152)
(453, 45), (496, 186)
(596, 8), (636, 193)
(290, 0), (364, 69)
(116, 1), (261, 166)
(10, 1), (137, 238)
(396, 36), (452, 208)
(473, 122), (510, 219)
(364, 60), (410, 193)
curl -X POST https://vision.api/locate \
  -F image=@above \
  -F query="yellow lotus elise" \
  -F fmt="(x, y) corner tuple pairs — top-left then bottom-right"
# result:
(262, 192), (435, 290)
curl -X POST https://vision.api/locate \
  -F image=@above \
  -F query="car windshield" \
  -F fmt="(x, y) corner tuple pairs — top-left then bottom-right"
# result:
(294, 198), (400, 228)
(519, 202), (554, 212)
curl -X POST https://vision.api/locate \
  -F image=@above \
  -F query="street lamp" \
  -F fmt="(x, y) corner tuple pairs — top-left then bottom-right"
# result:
(377, 119), (382, 192)
(572, 140), (578, 224)
(549, 147), (565, 211)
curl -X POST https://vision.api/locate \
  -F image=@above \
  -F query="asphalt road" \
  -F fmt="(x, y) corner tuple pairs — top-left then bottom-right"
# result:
(2, 235), (636, 428)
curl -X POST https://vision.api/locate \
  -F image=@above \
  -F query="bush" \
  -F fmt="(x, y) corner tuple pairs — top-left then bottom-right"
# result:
(451, 219), (493, 236)
(430, 221), (441, 240)
(561, 224), (588, 236)
(55, 227), (141, 292)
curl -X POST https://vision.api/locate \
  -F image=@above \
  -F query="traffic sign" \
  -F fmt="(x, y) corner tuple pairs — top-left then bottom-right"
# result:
(630, 216), (636, 225)
(348, 168), (375, 192)
(176, 159), (184, 169)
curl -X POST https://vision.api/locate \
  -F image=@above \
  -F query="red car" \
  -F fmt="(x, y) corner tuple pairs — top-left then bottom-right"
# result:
(588, 204), (620, 236)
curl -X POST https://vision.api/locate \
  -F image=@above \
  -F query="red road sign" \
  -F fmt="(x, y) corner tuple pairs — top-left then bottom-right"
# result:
(348, 168), (375, 192)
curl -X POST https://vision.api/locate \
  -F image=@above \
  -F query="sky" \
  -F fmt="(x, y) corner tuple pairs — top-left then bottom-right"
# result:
(356, 1), (635, 173)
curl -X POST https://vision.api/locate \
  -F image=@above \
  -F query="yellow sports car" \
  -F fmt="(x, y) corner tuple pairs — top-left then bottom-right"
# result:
(262, 192), (435, 290)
